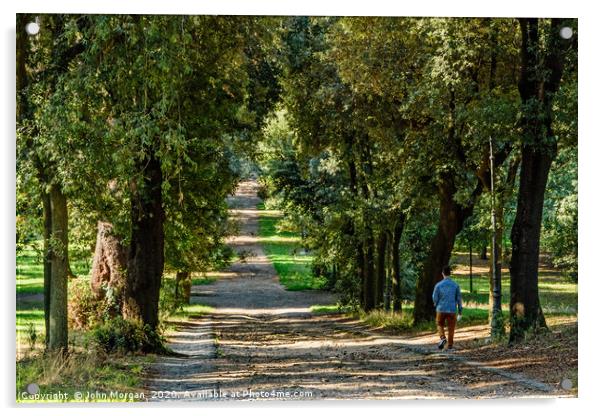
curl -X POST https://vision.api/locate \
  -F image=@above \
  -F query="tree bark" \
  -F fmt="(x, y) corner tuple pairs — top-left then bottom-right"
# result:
(90, 221), (128, 304)
(123, 153), (165, 329)
(392, 216), (405, 312)
(489, 206), (504, 321)
(374, 230), (388, 309)
(384, 230), (393, 311)
(362, 231), (376, 311)
(42, 192), (52, 348)
(509, 145), (552, 341)
(48, 185), (69, 352)
(509, 18), (573, 342)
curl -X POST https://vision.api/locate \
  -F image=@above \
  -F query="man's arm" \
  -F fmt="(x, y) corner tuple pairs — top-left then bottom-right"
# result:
(432, 284), (439, 308)
(456, 284), (463, 314)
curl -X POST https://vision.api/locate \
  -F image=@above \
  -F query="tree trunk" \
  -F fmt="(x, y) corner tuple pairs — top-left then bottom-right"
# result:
(480, 244), (488, 260)
(509, 145), (552, 341)
(48, 185), (69, 352)
(392, 217), (404, 312)
(413, 180), (474, 323)
(383, 230), (393, 311)
(374, 230), (388, 309)
(90, 221), (127, 305)
(362, 231), (375, 311)
(123, 154), (165, 329)
(357, 240), (366, 309)
(489, 205), (504, 321)
(42, 192), (52, 348)
(509, 18), (572, 343)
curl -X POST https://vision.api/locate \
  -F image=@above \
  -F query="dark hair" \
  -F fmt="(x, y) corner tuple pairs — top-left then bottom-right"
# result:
(442, 266), (451, 276)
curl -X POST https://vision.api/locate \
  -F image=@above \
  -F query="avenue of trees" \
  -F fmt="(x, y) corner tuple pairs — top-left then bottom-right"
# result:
(258, 17), (577, 342)
(16, 15), (577, 353)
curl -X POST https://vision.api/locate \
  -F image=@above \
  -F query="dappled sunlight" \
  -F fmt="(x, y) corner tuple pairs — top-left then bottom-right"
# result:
(147, 178), (572, 400)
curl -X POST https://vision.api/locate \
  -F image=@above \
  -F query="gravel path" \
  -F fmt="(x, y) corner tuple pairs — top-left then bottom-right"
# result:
(145, 180), (560, 401)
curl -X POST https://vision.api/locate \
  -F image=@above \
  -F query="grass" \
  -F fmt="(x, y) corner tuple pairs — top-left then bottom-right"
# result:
(310, 304), (353, 315)
(169, 303), (214, 320)
(16, 244), (91, 296)
(15, 244), (179, 403)
(16, 280), (156, 403)
(17, 350), (151, 402)
(16, 288), (154, 403)
(16, 247), (44, 296)
(314, 255), (577, 333)
(257, 202), (327, 291)
(451, 252), (577, 316)
(191, 276), (217, 286)
(355, 304), (498, 335)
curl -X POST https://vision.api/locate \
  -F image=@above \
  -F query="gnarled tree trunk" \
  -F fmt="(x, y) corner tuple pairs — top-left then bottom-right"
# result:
(90, 221), (127, 305)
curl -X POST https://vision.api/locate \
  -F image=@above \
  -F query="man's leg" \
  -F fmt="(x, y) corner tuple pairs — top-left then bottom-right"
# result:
(436, 312), (446, 339)
(436, 312), (447, 349)
(447, 313), (457, 349)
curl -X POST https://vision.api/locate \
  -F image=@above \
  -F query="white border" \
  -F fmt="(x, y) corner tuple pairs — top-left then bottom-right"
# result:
(2, 1), (598, 415)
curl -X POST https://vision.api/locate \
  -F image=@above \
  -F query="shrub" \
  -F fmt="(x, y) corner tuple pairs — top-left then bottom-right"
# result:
(91, 317), (165, 354)
(68, 279), (104, 330)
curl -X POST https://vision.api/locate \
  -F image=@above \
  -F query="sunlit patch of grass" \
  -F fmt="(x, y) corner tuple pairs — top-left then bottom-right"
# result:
(16, 248), (44, 296)
(311, 304), (353, 315)
(16, 298), (45, 356)
(257, 202), (327, 291)
(17, 244), (91, 296)
(16, 350), (152, 402)
(191, 276), (217, 286)
(453, 271), (576, 316)
(359, 310), (414, 332)
(356, 303), (499, 334)
(171, 303), (214, 320)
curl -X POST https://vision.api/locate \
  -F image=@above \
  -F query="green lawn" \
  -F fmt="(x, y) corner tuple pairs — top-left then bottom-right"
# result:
(16, 245), (90, 296)
(16, 247), (44, 296)
(257, 202), (327, 291)
(453, 269), (577, 316)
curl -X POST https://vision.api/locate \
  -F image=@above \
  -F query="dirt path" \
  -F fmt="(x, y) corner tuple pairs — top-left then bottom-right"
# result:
(145, 180), (563, 400)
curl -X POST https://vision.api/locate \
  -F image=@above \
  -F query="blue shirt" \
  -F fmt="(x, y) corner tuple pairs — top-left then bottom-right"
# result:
(432, 277), (463, 314)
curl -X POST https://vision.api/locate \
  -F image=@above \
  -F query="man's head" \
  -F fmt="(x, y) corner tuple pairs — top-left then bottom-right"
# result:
(442, 265), (451, 278)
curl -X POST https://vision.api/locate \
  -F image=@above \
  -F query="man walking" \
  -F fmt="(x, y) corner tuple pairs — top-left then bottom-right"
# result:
(432, 266), (463, 351)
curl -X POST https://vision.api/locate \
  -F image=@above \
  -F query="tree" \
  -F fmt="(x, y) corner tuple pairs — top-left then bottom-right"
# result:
(17, 14), (91, 351)
(66, 15), (280, 329)
(509, 18), (577, 342)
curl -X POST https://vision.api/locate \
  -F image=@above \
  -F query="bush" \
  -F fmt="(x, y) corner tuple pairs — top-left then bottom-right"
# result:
(68, 279), (104, 330)
(91, 317), (165, 354)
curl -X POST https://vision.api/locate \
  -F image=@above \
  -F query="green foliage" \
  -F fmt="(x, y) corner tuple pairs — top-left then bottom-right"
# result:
(157, 276), (183, 320)
(67, 279), (105, 330)
(91, 317), (165, 354)
(542, 146), (578, 281)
